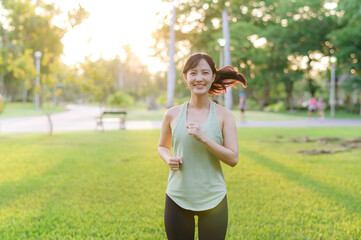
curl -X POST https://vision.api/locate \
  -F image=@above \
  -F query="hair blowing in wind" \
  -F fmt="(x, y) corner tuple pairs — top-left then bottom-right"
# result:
(209, 66), (247, 95)
(182, 53), (247, 96)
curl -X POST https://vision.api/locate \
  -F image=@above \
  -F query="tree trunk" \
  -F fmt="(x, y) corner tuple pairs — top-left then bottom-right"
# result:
(0, 74), (4, 96)
(255, 91), (266, 110)
(166, 0), (176, 108)
(46, 113), (53, 136)
(285, 80), (294, 111)
(258, 99), (265, 110)
(222, 9), (233, 109)
(307, 77), (316, 96)
(359, 92), (361, 117)
(22, 85), (28, 104)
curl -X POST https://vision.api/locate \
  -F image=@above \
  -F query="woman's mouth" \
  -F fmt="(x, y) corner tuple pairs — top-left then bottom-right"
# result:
(194, 84), (205, 89)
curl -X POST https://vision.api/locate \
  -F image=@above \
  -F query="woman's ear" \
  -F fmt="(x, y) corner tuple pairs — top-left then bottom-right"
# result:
(183, 74), (189, 88)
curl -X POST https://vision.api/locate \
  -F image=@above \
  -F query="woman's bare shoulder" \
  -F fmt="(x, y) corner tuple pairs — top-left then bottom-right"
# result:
(164, 104), (184, 120)
(214, 103), (234, 119)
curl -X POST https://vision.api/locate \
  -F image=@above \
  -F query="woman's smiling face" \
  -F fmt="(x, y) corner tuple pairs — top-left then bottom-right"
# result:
(184, 59), (215, 95)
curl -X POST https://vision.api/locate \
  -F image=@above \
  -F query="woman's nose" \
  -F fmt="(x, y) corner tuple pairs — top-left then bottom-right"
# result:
(195, 74), (202, 80)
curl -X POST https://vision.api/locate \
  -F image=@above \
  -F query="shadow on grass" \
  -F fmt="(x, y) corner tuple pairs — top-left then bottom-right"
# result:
(0, 158), (70, 210)
(243, 148), (361, 216)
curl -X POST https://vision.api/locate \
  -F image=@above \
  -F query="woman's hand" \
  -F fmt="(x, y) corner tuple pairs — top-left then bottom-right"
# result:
(167, 156), (183, 171)
(187, 122), (206, 143)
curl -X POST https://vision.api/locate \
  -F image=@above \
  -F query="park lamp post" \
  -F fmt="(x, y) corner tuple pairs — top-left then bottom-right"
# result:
(217, 38), (226, 105)
(330, 56), (337, 117)
(34, 51), (42, 110)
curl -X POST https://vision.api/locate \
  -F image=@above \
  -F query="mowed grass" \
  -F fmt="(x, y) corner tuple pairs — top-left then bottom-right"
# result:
(2, 102), (360, 121)
(0, 127), (360, 239)
(113, 108), (361, 121)
(0, 102), (65, 119)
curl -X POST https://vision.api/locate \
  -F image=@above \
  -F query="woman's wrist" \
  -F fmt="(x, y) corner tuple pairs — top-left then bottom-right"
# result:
(200, 134), (210, 145)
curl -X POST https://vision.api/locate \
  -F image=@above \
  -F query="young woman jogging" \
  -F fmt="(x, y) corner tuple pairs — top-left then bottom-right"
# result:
(158, 52), (247, 240)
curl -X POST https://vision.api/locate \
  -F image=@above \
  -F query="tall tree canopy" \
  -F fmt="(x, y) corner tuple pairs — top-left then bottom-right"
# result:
(152, 0), (359, 110)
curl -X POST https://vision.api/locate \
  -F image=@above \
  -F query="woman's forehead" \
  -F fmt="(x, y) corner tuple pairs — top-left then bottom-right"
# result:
(189, 59), (211, 71)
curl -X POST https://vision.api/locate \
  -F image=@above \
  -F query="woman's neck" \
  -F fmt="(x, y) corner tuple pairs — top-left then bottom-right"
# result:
(188, 95), (210, 109)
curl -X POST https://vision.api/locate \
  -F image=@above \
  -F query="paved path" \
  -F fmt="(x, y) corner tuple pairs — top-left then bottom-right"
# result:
(1, 104), (361, 133)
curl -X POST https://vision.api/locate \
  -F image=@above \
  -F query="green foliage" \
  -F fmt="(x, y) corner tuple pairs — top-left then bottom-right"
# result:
(0, 0), (88, 103)
(264, 101), (287, 112)
(8, 49), (36, 86)
(174, 96), (190, 105)
(157, 94), (167, 107)
(327, 0), (361, 75)
(152, 0), (360, 111)
(79, 58), (116, 104)
(106, 91), (134, 108)
(0, 128), (360, 239)
(67, 4), (90, 28)
(245, 99), (260, 111)
(121, 45), (152, 99)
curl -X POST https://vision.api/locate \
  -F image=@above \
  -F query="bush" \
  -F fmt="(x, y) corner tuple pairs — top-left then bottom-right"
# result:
(264, 101), (286, 112)
(106, 91), (134, 108)
(246, 99), (260, 110)
(157, 95), (189, 107)
(175, 96), (190, 105)
(157, 94), (167, 107)
(343, 103), (360, 114)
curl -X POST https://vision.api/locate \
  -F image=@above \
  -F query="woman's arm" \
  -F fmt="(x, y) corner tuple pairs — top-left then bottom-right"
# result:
(158, 110), (183, 171)
(187, 109), (239, 167)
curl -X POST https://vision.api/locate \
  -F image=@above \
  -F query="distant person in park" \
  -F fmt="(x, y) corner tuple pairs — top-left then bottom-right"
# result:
(158, 52), (247, 240)
(238, 92), (247, 122)
(317, 97), (326, 120)
(307, 96), (317, 119)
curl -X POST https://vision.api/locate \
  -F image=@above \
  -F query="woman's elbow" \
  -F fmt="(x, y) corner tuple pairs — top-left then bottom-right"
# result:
(230, 159), (238, 167)
(158, 146), (165, 156)
(229, 154), (238, 167)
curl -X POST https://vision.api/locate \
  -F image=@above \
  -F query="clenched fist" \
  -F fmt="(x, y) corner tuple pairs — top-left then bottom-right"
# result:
(187, 122), (206, 142)
(167, 156), (183, 171)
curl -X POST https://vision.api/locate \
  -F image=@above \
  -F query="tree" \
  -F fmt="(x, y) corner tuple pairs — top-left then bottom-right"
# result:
(0, 23), (14, 97)
(121, 45), (152, 99)
(7, 49), (36, 103)
(106, 91), (134, 109)
(1, 0), (88, 106)
(79, 57), (116, 111)
(152, 0), (340, 110)
(342, 76), (361, 116)
(327, 0), (361, 75)
(39, 53), (68, 136)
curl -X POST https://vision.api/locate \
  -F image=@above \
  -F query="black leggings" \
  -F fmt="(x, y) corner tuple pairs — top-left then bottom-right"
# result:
(164, 194), (228, 240)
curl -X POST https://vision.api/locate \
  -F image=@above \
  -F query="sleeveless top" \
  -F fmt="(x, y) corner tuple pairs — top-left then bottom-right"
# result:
(166, 101), (227, 211)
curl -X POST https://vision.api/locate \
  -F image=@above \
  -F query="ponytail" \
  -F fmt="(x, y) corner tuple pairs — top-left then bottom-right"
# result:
(209, 66), (247, 95)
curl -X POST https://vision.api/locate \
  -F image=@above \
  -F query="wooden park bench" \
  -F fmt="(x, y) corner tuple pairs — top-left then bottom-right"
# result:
(96, 110), (127, 130)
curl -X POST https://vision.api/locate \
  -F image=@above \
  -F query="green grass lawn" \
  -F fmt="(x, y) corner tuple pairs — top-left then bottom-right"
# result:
(126, 108), (309, 121)
(0, 102), (65, 119)
(127, 107), (361, 121)
(0, 127), (360, 239)
(1, 102), (360, 121)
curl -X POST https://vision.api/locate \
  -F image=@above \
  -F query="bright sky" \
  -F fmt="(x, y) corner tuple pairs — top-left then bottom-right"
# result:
(51, 0), (169, 73)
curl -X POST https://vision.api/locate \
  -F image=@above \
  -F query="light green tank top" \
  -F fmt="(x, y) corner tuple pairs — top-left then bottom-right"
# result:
(166, 101), (227, 211)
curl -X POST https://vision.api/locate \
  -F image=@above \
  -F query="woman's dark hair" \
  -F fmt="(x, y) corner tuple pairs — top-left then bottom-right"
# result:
(182, 52), (247, 95)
